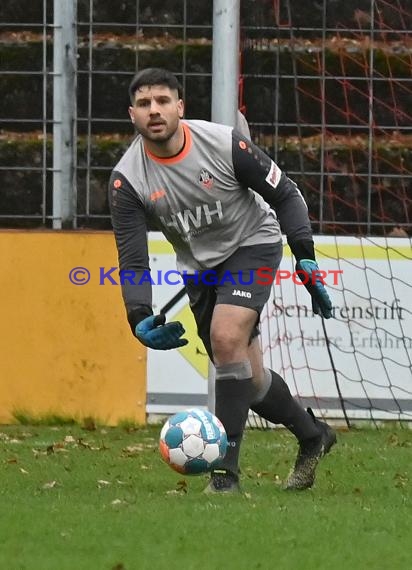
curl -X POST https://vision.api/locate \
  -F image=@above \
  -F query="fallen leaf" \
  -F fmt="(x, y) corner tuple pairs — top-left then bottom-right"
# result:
(32, 448), (47, 457)
(90, 444), (109, 451)
(394, 472), (408, 488)
(256, 471), (269, 478)
(111, 499), (126, 506)
(20, 468), (29, 474)
(64, 435), (75, 443)
(42, 480), (58, 489)
(387, 434), (400, 446)
(176, 479), (188, 493)
(97, 480), (111, 488)
(122, 445), (144, 456)
(45, 442), (68, 454)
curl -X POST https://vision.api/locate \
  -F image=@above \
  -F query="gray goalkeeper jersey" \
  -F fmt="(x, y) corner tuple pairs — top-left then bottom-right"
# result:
(109, 119), (314, 316)
(113, 120), (280, 272)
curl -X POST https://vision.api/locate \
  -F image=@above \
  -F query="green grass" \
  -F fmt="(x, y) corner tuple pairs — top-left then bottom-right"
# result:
(0, 424), (411, 570)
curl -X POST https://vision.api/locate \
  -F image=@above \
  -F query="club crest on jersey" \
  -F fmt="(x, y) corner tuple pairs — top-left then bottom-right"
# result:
(198, 168), (214, 190)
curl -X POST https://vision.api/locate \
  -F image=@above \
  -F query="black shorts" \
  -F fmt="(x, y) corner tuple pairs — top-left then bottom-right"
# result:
(184, 242), (283, 360)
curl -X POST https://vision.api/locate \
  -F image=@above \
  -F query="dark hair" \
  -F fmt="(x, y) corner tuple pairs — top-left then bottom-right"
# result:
(129, 68), (183, 103)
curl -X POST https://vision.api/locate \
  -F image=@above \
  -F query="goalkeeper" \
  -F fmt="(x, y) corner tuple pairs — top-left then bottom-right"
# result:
(109, 67), (336, 493)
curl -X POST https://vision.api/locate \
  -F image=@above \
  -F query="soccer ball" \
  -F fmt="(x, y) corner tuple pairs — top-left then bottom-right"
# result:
(159, 408), (227, 475)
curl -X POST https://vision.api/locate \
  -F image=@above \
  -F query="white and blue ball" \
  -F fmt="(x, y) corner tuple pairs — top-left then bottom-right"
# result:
(159, 408), (227, 475)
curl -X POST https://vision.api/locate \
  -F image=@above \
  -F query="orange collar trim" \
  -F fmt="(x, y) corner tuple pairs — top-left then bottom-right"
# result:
(144, 122), (192, 165)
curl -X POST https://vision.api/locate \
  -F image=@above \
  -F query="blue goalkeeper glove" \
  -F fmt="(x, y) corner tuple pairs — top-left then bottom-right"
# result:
(135, 314), (188, 350)
(295, 259), (333, 319)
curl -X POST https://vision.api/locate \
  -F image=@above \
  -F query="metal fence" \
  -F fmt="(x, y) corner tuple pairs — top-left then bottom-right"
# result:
(1, 0), (411, 234)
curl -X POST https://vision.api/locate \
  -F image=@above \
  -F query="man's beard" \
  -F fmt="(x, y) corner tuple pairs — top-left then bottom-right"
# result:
(139, 121), (179, 144)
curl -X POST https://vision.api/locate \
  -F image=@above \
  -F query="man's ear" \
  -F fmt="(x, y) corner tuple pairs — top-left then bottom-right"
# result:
(128, 106), (135, 123)
(178, 99), (184, 119)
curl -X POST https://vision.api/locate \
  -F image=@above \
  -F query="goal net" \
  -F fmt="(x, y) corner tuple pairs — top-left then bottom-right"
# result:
(241, 0), (412, 424)
(258, 236), (411, 425)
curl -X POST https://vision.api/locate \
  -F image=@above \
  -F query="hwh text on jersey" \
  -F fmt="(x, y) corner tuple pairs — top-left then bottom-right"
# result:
(160, 200), (223, 234)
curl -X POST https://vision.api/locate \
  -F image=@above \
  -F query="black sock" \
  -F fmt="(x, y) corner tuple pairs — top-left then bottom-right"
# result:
(214, 363), (255, 474)
(251, 370), (320, 441)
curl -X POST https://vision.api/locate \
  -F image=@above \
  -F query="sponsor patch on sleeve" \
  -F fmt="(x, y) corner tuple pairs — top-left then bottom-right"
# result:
(265, 161), (282, 189)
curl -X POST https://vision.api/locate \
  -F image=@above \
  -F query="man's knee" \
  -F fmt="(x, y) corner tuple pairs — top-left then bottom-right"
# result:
(210, 305), (258, 363)
(211, 328), (244, 361)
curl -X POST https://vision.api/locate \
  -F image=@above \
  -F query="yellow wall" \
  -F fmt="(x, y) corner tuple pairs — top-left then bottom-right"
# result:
(0, 231), (146, 425)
